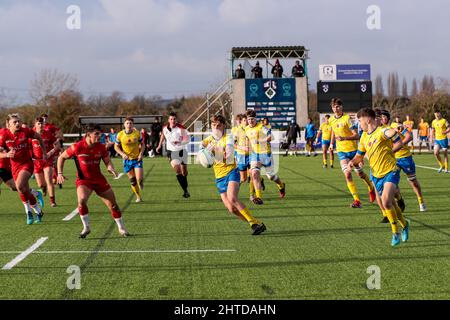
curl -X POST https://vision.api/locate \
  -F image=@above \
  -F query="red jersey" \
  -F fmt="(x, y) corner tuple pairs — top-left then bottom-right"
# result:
(0, 129), (11, 170)
(0, 127), (35, 166)
(32, 128), (56, 160)
(44, 123), (60, 136)
(66, 139), (109, 181)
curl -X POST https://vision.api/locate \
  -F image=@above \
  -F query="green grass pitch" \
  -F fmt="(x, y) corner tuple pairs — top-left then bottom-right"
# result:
(0, 154), (449, 299)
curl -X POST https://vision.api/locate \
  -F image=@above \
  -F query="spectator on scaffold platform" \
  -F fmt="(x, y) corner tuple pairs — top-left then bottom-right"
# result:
(292, 60), (305, 77)
(234, 64), (246, 79)
(251, 61), (263, 79)
(271, 59), (283, 78)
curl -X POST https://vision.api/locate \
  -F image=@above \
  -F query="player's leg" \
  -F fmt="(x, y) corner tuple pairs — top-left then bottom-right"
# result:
(127, 168), (142, 202)
(134, 161), (144, 190)
(340, 157), (361, 207)
(34, 171), (46, 196)
(322, 143), (328, 168)
(226, 180), (266, 235)
(180, 161), (190, 198)
(43, 166), (56, 207)
(433, 143), (444, 172)
(443, 148), (449, 172)
(97, 187), (129, 237)
(329, 144), (335, 168)
(171, 157), (189, 197)
(354, 164), (376, 203)
(250, 164), (263, 204)
(380, 182), (403, 246)
(264, 155), (285, 198)
(15, 169), (43, 224)
(76, 185), (94, 237)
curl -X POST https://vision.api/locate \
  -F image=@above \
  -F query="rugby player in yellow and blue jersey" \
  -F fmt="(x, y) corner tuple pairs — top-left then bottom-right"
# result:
(383, 111), (426, 212)
(316, 114), (335, 168)
(431, 111), (449, 173)
(202, 115), (266, 235)
(328, 98), (376, 208)
(349, 108), (410, 247)
(114, 117), (145, 202)
(245, 109), (286, 205)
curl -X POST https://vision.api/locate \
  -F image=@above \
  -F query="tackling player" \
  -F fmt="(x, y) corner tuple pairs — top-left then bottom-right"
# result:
(114, 117), (145, 202)
(349, 108), (409, 247)
(431, 111), (449, 173)
(156, 112), (190, 198)
(328, 98), (376, 208)
(245, 109), (285, 205)
(202, 115), (266, 235)
(57, 124), (129, 238)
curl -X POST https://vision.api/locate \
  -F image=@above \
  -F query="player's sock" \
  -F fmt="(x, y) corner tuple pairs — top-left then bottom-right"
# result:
(393, 202), (407, 229)
(381, 209), (386, 217)
(323, 159), (327, 166)
(249, 180), (255, 196)
(50, 196), (56, 204)
(176, 174), (188, 192)
(20, 194), (32, 214)
(255, 189), (262, 199)
(436, 159), (443, 168)
(276, 181), (284, 190)
(361, 174), (374, 191)
(346, 182), (360, 201)
(131, 184), (141, 198)
(384, 208), (399, 234)
(417, 196), (424, 205)
(239, 207), (260, 225)
(445, 161), (448, 171)
(78, 205), (90, 229)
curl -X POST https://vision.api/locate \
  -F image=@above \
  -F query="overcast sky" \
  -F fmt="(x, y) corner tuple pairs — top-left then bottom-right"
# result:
(0, 0), (449, 104)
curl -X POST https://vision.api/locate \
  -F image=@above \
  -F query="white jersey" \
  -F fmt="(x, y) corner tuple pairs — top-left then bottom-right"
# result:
(163, 124), (188, 152)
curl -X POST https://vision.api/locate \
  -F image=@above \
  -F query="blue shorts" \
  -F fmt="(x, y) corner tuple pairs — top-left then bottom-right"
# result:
(371, 170), (400, 196)
(434, 138), (449, 150)
(215, 168), (240, 194)
(337, 150), (357, 161)
(322, 139), (336, 148)
(419, 136), (428, 142)
(396, 156), (416, 175)
(235, 153), (250, 171)
(249, 152), (272, 167)
(123, 159), (143, 174)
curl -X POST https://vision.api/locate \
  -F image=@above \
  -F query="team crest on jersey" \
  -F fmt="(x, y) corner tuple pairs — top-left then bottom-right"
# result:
(368, 139), (377, 148)
(264, 80), (277, 99)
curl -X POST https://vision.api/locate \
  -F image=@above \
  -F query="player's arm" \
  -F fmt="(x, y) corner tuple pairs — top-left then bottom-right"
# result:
(337, 128), (359, 141)
(32, 131), (47, 160)
(138, 133), (145, 161)
(46, 139), (61, 159)
(402, 130), (413, 145)
(56, 147), (73, 184)
(329, 130), (335, 151)
(180, 128), (190, 146)
(315, 128), (322, 143)
(445, 121), (450, 134)
(114, 136), (129, 160)
(0, 146), (14, 159)
(102, 151), (119, 177)
(384, 128), (404, 153)
(156, 130), (166, 152)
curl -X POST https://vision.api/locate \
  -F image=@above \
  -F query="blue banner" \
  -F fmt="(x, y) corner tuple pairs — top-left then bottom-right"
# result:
(336, 64), (371, 80)
(245, 78), (296, 129)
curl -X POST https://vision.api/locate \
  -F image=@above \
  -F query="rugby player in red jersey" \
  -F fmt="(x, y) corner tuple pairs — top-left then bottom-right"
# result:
(40, 113), (64, 189)
(0, 114), (46, 224)
(32, 117), (61, 207)
(57, 124), (130, 238)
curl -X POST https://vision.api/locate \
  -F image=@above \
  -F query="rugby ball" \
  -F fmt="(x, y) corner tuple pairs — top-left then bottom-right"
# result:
(197, 148), (214, 168)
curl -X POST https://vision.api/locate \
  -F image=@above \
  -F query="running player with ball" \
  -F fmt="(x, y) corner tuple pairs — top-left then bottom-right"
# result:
(200, 115), (266, 235)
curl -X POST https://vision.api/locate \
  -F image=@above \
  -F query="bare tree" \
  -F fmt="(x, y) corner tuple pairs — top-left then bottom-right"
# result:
(387, 72), (399, 100)
(374, 75), (384, 97)
(411, 78), (418, 96)
(402, 77), (408, 97)
(29, 69), (80, 107)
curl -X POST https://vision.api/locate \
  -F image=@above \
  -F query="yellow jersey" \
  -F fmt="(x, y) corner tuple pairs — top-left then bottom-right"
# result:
(328, 113), (357, 152)
(358, 127), (399, 178)
(116, 128), (141, 159)
(202, 133), (236, 179)
(319, 122), (332, 140)
(245, 123), (271, 154)
(418, 122), (429, 137)
(403, 120), (414, 132)
(432, 118), (449, 140)
(395, 129), (412, 159)
(231, 125), (249, 155)
(390, 122), (400, 129)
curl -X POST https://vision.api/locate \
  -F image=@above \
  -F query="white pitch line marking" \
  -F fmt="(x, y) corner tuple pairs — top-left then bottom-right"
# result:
(2, 237), (48, 270)
(416, 165), (447, 172)
(63, 208), (79, 221)
(0, 249), (236, 254)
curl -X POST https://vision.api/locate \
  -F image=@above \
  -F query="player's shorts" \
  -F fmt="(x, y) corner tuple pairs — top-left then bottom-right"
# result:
(370, 169), (400, 196)
(337, 150), (357, 161)
(249, 152), (272, 167)
(123, 159), (143, 173)
(167, 149), (187, 165)
(215, 168), (240, 194)
(76, 176), (111, 195)
(322, 139), (336, 148)
(434, 138), (449, 150)
(0, 168), (13, 182)
(33, 159), (53, 174)
(396, 156), (416, 175)
(235, 153), (250, 171)
(419, 136), (428, 142)
(11, 162), (34, 181)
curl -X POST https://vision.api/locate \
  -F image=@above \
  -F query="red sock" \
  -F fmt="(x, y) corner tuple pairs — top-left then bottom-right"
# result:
(111, 208), (122, 219)
(50, 196), (55, 204)
(19, 193), (28, 203)
(29, 192), (37, 206)
(78, 204), (89, 216)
